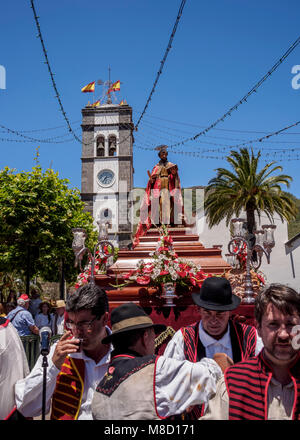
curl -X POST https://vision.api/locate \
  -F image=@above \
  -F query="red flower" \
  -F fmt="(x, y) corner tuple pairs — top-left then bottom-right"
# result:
(163, 236), (173, 245)
(136, 275), (151, 285)
(123, 269), (136, 279)
(195, 271), (206, 280)
(256, 273), (265, 285)
(160, 270), (169, 276)
(157, 246), (169, 253)
(143, 265), (154, 274)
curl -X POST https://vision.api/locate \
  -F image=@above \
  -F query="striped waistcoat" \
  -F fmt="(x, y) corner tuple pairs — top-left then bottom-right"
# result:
(51, 356), (85, 420)
(225, 352), (300, 420)
(180, 319), (257, 420)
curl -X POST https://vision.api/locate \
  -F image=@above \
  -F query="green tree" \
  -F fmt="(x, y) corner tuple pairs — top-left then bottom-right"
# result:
(0, 159), (97, 292)
(286, 192), (300, 239)
(204, 148), (298, 234)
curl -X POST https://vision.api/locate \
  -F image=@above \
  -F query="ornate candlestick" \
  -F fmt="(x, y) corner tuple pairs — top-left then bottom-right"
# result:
(228, 218), (276, 304)
(72, 221), (115, 284)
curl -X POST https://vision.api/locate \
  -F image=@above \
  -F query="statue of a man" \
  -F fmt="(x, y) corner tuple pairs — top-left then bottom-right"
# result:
(133, 145), (185, 247)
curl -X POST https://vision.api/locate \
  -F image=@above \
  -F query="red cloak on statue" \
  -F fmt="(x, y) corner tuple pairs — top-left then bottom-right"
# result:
(133, 162), (185, 248)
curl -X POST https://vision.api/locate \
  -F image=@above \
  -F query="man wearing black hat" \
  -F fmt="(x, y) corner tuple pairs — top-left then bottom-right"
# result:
(91, 302), (226, 420)
(163, 276), (263, 419)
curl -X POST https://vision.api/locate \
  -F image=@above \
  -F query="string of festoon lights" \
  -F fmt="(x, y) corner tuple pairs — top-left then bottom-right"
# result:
(136, 120), (300, 153)
(134, 0), (187, 130)
(2, 0), (300, 159)
(134, 141), (300, 162)
(167, 34), (300, 148)
(0, 122), (81, 144)
(139, 117), (300, 145)
(133, 122), (300, 161)
(136, 111), (300, 136)
(134, 119), (300, 156)
(29, 0), (83, 145)
(17, 0), (186, 149)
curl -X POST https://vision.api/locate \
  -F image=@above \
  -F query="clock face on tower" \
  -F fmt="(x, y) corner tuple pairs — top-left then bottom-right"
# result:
(97, 169), (115, 187)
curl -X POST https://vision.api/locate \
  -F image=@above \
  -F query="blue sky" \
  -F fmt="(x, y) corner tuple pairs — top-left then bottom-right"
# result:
(1, 0), (300, 196)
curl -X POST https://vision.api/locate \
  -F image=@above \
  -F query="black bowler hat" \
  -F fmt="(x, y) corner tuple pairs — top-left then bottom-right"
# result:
(102, 303), (166, 344)
(191, 276), (241, 311)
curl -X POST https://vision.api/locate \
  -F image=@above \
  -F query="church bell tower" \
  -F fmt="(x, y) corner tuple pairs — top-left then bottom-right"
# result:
(80, 100), (134, 248)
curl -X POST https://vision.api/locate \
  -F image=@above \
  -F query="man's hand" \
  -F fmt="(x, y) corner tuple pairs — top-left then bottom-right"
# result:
(150, 174), (157, 184)
(52, 331), (80, 370)
(213, 353), (234, 373)
(30, 324), (40, 335)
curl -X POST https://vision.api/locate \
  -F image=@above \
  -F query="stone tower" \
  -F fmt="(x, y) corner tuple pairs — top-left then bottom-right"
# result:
(81, 102), (134, 248)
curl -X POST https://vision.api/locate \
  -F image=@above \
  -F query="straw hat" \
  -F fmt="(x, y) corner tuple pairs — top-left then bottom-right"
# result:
(54, 300), (66, 308)
(102, 303), (166, 344)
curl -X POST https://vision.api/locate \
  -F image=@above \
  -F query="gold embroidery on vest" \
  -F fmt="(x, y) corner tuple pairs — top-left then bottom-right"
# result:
(53, 397), (79, 410)
(69, 357), (84, 420)
(51, 356), (84, 420)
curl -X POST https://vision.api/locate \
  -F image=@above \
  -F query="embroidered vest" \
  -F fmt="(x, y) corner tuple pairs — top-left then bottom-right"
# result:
(225, 352), (300, 420)
(180, 319), (257, 420)
(51, 356), (85, 420)
(92, 353), (159, 420)
(0, 317), (9, 328)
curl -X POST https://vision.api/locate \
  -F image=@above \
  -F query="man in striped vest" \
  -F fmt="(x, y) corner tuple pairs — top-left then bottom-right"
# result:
(15, 283), (113, 420)
(164, 276), (262, 419)
(201, 283), (300, 420)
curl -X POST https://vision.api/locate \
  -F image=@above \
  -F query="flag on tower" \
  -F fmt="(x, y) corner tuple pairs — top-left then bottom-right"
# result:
(108, 80), (120, 94)
(91, 100), (101, 107)
(81, 81), (95, 93)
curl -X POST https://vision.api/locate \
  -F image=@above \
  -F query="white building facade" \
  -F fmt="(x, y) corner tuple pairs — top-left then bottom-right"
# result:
(196, 209), (300, 293)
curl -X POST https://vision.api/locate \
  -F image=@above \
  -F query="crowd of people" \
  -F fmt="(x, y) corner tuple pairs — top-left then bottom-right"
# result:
(0, 291), (66, 338)
(0, 278), (300, 420)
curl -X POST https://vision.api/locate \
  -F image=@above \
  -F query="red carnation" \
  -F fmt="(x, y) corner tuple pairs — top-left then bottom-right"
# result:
(177, 271), (187, 278)
(123, 269), (136, 279)
(136, 275), (151, 285)
(160, 270), (169, 276)
(157, 246), (169, 253)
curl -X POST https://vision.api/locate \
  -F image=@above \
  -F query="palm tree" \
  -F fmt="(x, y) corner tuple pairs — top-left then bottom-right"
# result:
(205, 148), (298, 236)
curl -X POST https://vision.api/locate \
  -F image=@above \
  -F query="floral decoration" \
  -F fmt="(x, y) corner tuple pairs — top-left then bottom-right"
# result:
(225, 268), (266, 300)
(75, 245), (111, 289)
(232, 239), (247, 269)
(121, 225), (217, 294)
(231, 239), (266, 294)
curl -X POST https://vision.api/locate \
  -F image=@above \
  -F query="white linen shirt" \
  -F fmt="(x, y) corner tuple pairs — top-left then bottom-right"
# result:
(0, 321), (29, 419)
(51, 314), (65, 335)
(198, 321), (233, 359)
(155, 356), (222, 418)
(15, 326), (112, 420)
(163, 320), (263, 361)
